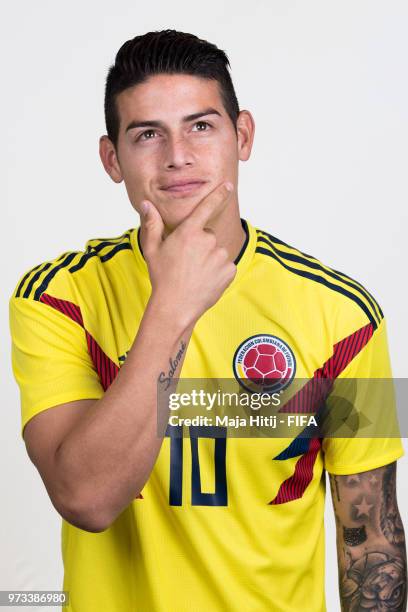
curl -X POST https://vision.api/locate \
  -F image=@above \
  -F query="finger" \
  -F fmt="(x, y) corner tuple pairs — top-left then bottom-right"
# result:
(139, 200), (165, 256)
(182, 181), (233, 232)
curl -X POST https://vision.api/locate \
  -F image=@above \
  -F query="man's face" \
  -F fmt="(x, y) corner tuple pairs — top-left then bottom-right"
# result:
(100, 74), (253, 230)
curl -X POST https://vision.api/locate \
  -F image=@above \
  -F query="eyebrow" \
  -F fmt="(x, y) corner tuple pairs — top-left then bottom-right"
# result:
(125, 107), (222, 132)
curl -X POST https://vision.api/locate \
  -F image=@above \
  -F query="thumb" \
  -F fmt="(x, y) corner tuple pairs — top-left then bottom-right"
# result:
(139, 199), (164, 256)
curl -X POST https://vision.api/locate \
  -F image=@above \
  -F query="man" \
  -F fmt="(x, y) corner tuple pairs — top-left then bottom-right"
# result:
(9, 29), (406, 611)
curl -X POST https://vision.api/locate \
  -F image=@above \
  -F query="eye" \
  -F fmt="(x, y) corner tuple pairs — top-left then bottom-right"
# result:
(137, 129), (158, 142)
(192, 121), (212, 132)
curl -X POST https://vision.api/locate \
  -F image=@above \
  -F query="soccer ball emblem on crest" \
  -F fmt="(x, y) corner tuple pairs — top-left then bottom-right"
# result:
(233, 334), (296, 394)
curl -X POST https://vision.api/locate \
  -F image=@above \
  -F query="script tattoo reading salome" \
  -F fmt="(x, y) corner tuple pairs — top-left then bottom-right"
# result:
(158, 340), (186, 390)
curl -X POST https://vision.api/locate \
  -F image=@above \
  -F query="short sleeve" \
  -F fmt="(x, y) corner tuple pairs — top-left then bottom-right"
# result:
(322, 316), (405, 475)
(9, 296), (104, 440)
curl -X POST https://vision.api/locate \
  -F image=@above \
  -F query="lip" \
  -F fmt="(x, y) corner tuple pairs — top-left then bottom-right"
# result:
(161, 181), (206, 195)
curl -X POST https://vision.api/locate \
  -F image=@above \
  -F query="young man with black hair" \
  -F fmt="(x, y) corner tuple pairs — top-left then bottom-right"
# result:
(10, 29), (406, 611)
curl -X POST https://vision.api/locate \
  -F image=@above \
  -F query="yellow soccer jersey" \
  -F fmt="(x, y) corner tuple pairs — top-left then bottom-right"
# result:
(9, 218), (404, 612)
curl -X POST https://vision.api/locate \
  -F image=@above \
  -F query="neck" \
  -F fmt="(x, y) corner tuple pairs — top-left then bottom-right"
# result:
(217, 212), (247, 264)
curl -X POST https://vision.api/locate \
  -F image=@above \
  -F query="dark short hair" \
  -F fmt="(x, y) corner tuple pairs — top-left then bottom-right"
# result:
(104, 29), (240, 148)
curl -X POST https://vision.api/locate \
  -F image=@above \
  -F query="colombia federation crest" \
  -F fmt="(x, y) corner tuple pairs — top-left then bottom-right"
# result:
(233, 334), (296, 394)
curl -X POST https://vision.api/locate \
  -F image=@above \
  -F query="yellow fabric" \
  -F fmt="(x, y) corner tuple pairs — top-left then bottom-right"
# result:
(9, 219), (404, 612)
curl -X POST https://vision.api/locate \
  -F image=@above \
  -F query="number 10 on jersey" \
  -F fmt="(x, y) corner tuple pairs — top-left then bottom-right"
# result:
(165, 425), (228, 506)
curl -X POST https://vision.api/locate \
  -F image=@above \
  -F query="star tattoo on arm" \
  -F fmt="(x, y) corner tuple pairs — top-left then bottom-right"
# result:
(328, 462), (407, 611)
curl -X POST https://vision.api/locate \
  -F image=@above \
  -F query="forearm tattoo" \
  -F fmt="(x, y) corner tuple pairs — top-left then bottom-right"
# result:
(158, 340), (186, 390)
(329, 462), (407, 611)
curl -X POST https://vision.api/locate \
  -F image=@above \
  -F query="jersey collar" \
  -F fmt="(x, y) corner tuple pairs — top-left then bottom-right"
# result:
(131, 217), (257, 293)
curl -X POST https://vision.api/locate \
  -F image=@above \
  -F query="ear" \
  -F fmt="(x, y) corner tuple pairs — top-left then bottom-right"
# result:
(99, 135), (123, 183)
(236, 110), (255, 162)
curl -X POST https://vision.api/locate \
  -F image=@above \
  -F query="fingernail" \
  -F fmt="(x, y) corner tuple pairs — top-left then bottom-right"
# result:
(140, 201), (150, 216)
(225, 182), (234, 192)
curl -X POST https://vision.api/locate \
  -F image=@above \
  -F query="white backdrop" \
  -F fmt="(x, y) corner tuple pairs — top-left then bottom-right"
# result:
(1, 2), (407, 611)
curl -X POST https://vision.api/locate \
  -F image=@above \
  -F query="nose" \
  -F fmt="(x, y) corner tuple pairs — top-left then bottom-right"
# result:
(164, 133), (194, 169)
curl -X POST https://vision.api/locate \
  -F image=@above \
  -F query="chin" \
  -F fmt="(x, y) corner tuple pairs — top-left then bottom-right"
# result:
(161, 196), (205, 225)
(162, 210), (194, 232)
